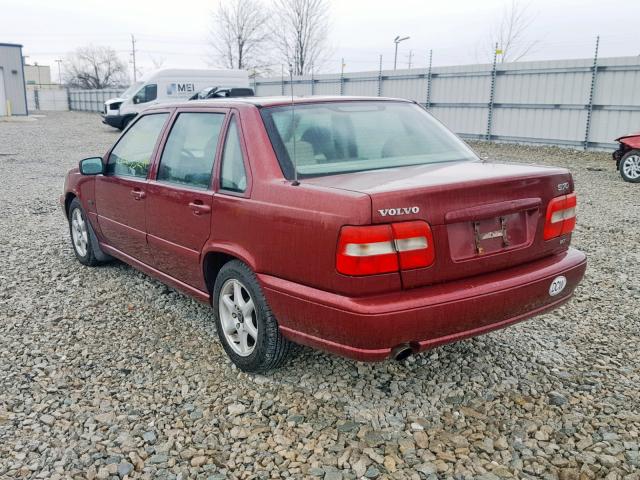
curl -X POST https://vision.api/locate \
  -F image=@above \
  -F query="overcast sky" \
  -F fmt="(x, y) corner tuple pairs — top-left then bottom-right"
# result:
(3, 0), (640, 81)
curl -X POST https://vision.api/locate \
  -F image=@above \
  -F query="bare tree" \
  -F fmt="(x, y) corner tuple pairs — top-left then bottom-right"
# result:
(149, 54), (166, 70)
(209, 0), (272, 74)
(64, 45), (128, 88)
(481, 0), (537, 63)
(272, 0), (330, 75)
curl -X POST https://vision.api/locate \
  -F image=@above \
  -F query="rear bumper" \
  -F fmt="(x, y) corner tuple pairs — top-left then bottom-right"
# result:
(259, 248), (587, 361)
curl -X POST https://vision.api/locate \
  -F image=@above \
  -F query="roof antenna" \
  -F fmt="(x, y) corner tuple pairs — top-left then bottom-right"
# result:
(289, 64), (300, 186)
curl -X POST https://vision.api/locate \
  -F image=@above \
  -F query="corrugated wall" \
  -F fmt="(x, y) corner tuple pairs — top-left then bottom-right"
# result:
(27, 87), (69, 111)
(0, 44), (28, 115)
(68, 89), (124, 112)
(254, 56), (640, 149)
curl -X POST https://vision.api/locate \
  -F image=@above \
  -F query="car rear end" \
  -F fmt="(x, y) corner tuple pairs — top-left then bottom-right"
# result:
(255, 98), (587, 361)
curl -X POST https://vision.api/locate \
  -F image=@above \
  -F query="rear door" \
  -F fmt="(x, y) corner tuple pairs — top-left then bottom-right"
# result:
(95, 112), (170, 263)
(145, 108), (227, 288)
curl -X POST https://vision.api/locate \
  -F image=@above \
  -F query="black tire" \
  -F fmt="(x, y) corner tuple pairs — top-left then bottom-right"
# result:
(213, 260), (292, 373)
(620, 149), (640, 183)
(68, 198), (100, 266)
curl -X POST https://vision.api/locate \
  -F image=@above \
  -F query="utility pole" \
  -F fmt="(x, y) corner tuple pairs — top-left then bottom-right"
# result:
(55, 59), (63, 84)
(407, 50), (413, 70)
(130, 34), (137, 82)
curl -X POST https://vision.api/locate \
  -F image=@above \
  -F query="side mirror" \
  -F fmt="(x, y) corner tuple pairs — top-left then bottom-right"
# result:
(79, 157), (104, 175)
(133, 95), (140, 104)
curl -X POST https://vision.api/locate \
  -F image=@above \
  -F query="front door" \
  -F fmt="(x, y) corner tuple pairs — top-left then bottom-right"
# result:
(95, 112), (169, 263)
(146, 110), (226, 288)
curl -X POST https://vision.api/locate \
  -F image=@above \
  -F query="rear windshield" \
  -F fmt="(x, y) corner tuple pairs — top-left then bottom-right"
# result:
(261, 101), (477, 179)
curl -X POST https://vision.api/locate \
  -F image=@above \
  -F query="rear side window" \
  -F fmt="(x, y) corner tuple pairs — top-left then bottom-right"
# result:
(220, 117), (247, 192)
(106, 113), (168, 178)
(157, 112), (225, 189)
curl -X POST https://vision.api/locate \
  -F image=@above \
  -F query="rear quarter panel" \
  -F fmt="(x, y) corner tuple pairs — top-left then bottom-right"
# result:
(207, 181), (403, 296)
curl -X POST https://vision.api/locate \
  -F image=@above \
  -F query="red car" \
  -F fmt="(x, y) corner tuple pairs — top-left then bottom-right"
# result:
(61, 97), (586, 372)
(613, 133), (640, 182)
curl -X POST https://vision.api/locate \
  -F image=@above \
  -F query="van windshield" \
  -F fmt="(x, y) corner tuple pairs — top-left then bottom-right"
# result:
(261, 101), (478, 179)
(120, 81), (143, 99)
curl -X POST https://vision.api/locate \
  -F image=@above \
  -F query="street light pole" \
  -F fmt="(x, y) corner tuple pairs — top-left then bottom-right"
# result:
(393, 35), (410, 70)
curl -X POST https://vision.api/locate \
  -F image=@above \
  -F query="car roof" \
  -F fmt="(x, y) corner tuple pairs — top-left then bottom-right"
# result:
(146, 95), (413, 111)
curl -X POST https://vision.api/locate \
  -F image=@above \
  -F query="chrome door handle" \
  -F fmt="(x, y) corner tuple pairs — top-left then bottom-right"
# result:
(130, 189), (146, 200)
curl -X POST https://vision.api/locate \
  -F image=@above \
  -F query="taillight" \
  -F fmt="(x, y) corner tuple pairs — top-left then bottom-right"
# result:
(391, 221), (435, 270)
(336, 225), (398, 276)
(544, 193), (577, 240)
(336, 221), (434, 276)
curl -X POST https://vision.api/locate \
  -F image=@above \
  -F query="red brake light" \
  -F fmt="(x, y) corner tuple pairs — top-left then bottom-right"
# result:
(336, 225), (398, 275)
(391, 221), (435, 270)
(544, 193), (577, 240)
(336, 221), (434, 276)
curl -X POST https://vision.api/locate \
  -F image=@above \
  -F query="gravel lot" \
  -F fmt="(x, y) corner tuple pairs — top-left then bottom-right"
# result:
(0, 111), (638, 480)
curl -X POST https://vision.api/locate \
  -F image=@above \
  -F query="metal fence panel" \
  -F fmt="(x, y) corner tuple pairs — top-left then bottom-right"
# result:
(431, 106), (487, 137)
(313, 80), (340, 96)
(590, 109), (640, 145)
(68, 89), (124, 112)
(26, 90), (36, 111)
(26, 85), (69, 111)
(37, 89), (69, 111)
(343, 78), (378, 97)
(254, 82), (281, 96)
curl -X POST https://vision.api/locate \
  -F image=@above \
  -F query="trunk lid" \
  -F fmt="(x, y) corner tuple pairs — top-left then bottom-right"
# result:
(305, 160), (573, 288)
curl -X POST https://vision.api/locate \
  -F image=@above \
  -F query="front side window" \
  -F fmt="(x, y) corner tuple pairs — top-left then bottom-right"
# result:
(157, 112), (225, 189)
(133, 84), (157, 104)
(261, 101), (478, 179)
(106, 113), (168, 178)
(219, 117), (247, 192)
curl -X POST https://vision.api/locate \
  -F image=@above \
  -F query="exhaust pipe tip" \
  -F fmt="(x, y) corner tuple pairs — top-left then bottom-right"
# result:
(391, 343), (414, 361)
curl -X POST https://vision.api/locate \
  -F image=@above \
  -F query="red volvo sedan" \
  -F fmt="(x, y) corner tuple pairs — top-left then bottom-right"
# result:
(61, 96), (586, 372)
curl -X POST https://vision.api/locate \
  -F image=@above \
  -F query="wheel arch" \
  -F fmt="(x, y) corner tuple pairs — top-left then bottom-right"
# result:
(64, 192), (77, 218)
(202, 245), (257, 296)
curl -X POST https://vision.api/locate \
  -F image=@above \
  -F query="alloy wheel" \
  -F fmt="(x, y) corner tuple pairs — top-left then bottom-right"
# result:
(218, 279), (258, 357)
(71, 208), (89, 257)
(622, 155), (640, 180)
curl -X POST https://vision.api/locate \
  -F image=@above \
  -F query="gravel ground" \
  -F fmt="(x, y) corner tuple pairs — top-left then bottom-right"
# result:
(0, 111), (638, 480)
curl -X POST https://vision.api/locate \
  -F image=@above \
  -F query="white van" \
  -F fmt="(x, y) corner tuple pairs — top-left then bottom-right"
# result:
(102, 68), (249, 130)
